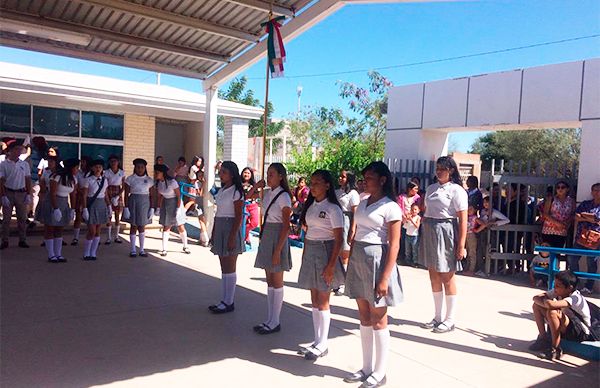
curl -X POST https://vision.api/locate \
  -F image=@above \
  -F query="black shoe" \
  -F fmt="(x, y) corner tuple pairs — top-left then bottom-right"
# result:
(83, 256), (91, 261)
(139, 251), (148, 257)
(297, 344), (315, 355)
(114, 238), (122, 244)
(360, 375), (387, 388)
(57, 256), (67, 263)
(0, 241), (7, 250)
(209, 301), (234, 314)
(183, 247), (191, 254)
(253, 323), (268, 332)
(537, 347), (563, 360)
(62, 241), (67, 246)
(129, 252), (137, 258)
(257, 324), (281, 335)
(343, 370), (369, 383)
(304, 347), (328, 360)
(48, 256), (58, 263)
(528, 335), (550, 351)
(159, 250), (167, 257)
(18, 241), (29, 248)
(71, 239), (79, 246)
(41, 241), (45, 247)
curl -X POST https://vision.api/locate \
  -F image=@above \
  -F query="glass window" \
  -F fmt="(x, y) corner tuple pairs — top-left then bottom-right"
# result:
(82, 112), (124, 140)
(33, 106), (79, 137)
(0, 103), (31, 133)
(81, 144), (123, 164)
(47, 141), (79, 161)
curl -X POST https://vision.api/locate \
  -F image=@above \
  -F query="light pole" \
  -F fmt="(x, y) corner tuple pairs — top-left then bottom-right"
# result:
(296, 84), (303, 118)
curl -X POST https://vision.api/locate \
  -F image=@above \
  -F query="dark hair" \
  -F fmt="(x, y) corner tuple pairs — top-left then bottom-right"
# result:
(554, 270), (578, 289)
(300, 170), (342, 226)
(55, 158), (79, 187)
(555, 180), (569, 188)
(341, 170), (358, 194)
(406, 181), (418, 194)
(154, 163), (174, 190)
(132, 159), (148, 176)
(592, 182), (600, 190)
(410, 176), (421, 186)
(155, 155), (164, 164)
(46, 146), (59, 159)
(466, 175), (479, 188)
(268, 163), (292, 199)
(361, 161), (395, 201)
(436, 156), (462, 186)
(241, 167), (256, 185)
(107, 154), (122, 170)
(220, 161), (245, 200)
(178, 156), (186, 164)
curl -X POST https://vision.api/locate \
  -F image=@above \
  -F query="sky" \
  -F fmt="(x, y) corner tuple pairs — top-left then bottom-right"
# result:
(1, 0), (599, 151)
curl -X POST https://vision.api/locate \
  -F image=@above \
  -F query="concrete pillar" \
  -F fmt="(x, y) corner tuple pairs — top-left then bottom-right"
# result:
(223, 117), (249, 170)
(202, 85), (218, 235)
(123, 114), (155, 176)
(384, 128), (449, 162)
(577, 119), (600, 202)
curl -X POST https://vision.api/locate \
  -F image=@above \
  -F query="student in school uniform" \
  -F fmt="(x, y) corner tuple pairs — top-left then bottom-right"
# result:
(41, 158), (79, 262)
(0, 142), (33, 249)
(343, 161), (402, 388)
(335, 170), (361, 296)
(36, 155), (59, 247)
(80, 159), (110, 261)
(123, 159), (154, 257)
(154, 164), (190, 257)
(251, 163), (293, 334)
(71, 156), (91, 246)
(104, 155), (125, 245)
(296, 169), (344, 360)
(418, 156), (468, 334)
(208, 161), (245, 314)
(187, 156), (209, 246)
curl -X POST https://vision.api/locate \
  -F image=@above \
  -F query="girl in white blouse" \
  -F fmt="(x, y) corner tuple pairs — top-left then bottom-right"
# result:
(123, 159), (154, 257)
(335, 170), (360, 295)
(418, 156), (468, 334)
(251, 163), (293, 335)
(81, 159), (111, 261)
(71, 156), (91, 246)
(104, 155), (125, 245)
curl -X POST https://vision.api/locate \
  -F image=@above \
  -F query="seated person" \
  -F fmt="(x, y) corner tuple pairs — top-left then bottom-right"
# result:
(529, 271), (594, 360)
(529, 242), (550, 288)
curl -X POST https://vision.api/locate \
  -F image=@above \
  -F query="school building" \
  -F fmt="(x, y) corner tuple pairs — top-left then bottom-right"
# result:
(0, 62), (263, 174)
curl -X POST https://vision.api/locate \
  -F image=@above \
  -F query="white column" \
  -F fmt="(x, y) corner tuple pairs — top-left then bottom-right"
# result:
(223, 117), (249, 170)
(577, 119), (600, 202)
(384, 129), (449, 162)
(202, 85), (218, 235)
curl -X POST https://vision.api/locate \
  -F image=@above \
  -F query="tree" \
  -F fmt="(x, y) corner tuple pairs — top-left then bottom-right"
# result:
(470, 128), (580, 175)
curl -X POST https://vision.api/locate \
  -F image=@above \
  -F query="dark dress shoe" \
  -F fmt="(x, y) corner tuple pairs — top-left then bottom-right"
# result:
(253, 323), (268, 332)
(18, 241), (29, 248)
(209, 302), (234, 314)
(139, 251), (148, 257)
(343, 370), (369, 383)
(257, 324), (281, 335)
(71, 239), (79, 246)
(360, 375), (386, 388)
(129, 252), (137, 258)
(304, 347), (328, 361)
(57, 256), (67, 263)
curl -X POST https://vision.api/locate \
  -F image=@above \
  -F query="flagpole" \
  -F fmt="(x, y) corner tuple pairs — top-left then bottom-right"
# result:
(261, 59), (270, 181)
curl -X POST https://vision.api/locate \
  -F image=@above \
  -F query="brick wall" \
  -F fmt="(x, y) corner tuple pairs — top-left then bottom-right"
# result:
(123, 114), (155, 175)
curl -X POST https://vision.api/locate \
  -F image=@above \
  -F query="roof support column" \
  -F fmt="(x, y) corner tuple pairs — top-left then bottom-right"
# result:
(223, 117), (249, 173)
(202, 84), (218, 235)
(578, 119), (600, 202)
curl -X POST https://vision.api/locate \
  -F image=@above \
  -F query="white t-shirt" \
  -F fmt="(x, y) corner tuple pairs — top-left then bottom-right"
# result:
(354, 196), (402, 244)
(37, 158), (48, 172)
(104, 168), (125, 186)
(404, 215), (420, 236)
(336, 188), (360, 212)
(479, 208), (510, 226)
(81, 175), (108, 199)
(157, 179), (179, 199)
(305, 199), (344, 241)
(359, 192), (370, 201)
(0, 159), (31, 190)
(125, 174), (154, 195)
(424, 182), (468, 219)
(51, 175), (76, 197)
(547, 289), (592, 334)
(214, 184), (243, 218)
(262, 186), (292, 223)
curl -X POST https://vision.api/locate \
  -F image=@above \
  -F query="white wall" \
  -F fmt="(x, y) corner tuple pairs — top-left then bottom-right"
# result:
(578, 119), (600, 202)
(155, 121), (185, 167)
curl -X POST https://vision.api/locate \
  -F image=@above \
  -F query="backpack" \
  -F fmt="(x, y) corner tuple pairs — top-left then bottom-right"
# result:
(573, 299), (600, 341)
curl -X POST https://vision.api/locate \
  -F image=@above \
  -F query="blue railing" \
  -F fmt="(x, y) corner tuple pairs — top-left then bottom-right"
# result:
(533, 245), (600, 290)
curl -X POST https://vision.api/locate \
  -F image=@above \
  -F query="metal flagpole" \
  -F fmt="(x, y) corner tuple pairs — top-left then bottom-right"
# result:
(261, 58), (270, 180)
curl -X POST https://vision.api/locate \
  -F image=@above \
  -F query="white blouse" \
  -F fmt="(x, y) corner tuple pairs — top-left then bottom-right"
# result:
(305, 199), (344, 241)
(354, 196), (402, 244)
(214, 184), (243, 218)
(336, 188), (360, 212)
(157, 179), (179, 199)
(262, 186), (292, 223)
(81, 175), (108, 199)
(51, 175), (76, 197)
(423, 182), (468, 219)
(125, 174), (154, 195)
(105, 169), (125, 186)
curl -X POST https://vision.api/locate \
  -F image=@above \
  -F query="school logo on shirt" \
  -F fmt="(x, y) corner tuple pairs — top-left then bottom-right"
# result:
(319, 211), (327, 219)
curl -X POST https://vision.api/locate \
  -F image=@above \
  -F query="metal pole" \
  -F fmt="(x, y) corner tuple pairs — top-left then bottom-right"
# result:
(261, 60), (270, 180)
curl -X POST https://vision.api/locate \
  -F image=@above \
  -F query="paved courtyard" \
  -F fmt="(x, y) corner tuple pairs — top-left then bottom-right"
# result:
(1, 226), (598, 388)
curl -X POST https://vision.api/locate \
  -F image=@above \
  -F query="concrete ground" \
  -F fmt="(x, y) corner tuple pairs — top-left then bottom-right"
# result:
(1, 224), (598, 388)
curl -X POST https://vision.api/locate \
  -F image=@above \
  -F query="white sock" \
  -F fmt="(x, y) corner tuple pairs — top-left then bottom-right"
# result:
(45, 239), (55, 258)
(130, 234), (137, 253)
(162, 231), (169, 252)
(266, 287), (274, 324)
(84, 239), (92, 257)
(360, 325), (374, 375)
(201, 231), (209, 244)
(73, 228), (80, 240)
(91, 237), (101, 257)
(223, 272), (237, 305)
(139, 232), (145, 251)
(115, 224), (120, 237)
(107, 226), (112, 241)
(179, 230), (188, 247)
(433, 291), (444, 321)
(315, 309), (331, 352)
(312, 307), (321, 345)
(445, 294), (457, 325)
(372, 328), (390, 381)
(343, 263), (348, 272)
(268, 287), (284, 328)
(53, 237), (63, 257)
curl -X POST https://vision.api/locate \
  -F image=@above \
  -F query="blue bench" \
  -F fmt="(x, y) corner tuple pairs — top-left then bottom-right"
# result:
(533, 245), (600, 361)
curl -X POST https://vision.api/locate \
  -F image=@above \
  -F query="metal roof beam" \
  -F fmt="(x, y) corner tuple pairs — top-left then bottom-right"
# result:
(77, 0), (259, 42)
(225, 1), (296, 17)
(0, 38), (207, 79)
(0, 11), (229, 63)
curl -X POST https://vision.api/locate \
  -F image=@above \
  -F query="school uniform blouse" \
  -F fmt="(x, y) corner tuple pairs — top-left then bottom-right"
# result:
(125, 174), (154, 195)
(156, 179), (179, 199)
(423, 182), (468, 219)
(354, 196), (402, 245)
(40, 169), (53, 186)
(0, 158), (31, 190)
(305, 199), (344, 241)
(214, 184), (243, 218)
(262, 186), (292, 223)
(104, 169), (125, 186)
(81, 175), (108, 199)
(336, 188), (360, 213)
(51, 176), (76, 197)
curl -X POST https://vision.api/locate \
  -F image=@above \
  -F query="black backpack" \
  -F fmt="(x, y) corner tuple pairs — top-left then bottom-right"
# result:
(572, 299), (600, 341)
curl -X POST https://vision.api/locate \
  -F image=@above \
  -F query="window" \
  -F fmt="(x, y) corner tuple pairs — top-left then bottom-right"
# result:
(47, 141), (79, 160)
(82, 112), (124, 140)
(81, 144), (123, 163)
(33, 107), (79, 137)
(0, 103), (30, 133)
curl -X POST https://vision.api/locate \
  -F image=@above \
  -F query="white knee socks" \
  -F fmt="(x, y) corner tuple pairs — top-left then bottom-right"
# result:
(84, 239), (92, 257)
(445, 294), (457, 325)
(201, 230), (209, 244)
(372, 328), (390, 381)
(433, 291), (444, 321)
(267, 287), (283, 328)
(315, 309), (331, 352)
(222, 273), (237, 305)
(91, 236), (101, 257)
(312, 307), (321, 345)
(162, 231), (169, 252)
(45, 239), (55, 258)
(360, 325), (374, 375)
(115, 224), (120, 237)
(139, 232), (145, 252)
(107, 225), (112, 241)
(266, 287), (274, 325)
(73, 228), (80, 240)
(179, 230), (188, 247)
(53, 237), (63, 257)
(130, 234), (137, 253)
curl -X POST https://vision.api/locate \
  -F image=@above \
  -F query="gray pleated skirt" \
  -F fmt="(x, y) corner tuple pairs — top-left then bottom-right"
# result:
(297, 239), (345, 291)
(159, 197), (179, 226)
(418, 217), (463, 273)
(34, 194), (50, 223)
(87, 198), (109, 225)
(342, 212), (352, 251)
(127, 194), (150, 226)
(38, 196), (71, 226)
(255, 222), (292, 272)
(210, 216), (245, 256)
(345, 241), (403, 307)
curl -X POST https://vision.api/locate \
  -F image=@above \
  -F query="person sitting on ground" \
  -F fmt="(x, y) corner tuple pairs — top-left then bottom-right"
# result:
(529, 270), (595, 360)
(529, 242), (551, 288)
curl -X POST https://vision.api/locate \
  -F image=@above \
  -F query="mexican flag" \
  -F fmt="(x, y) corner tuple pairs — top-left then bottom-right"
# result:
(262, 16), (286, 78)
